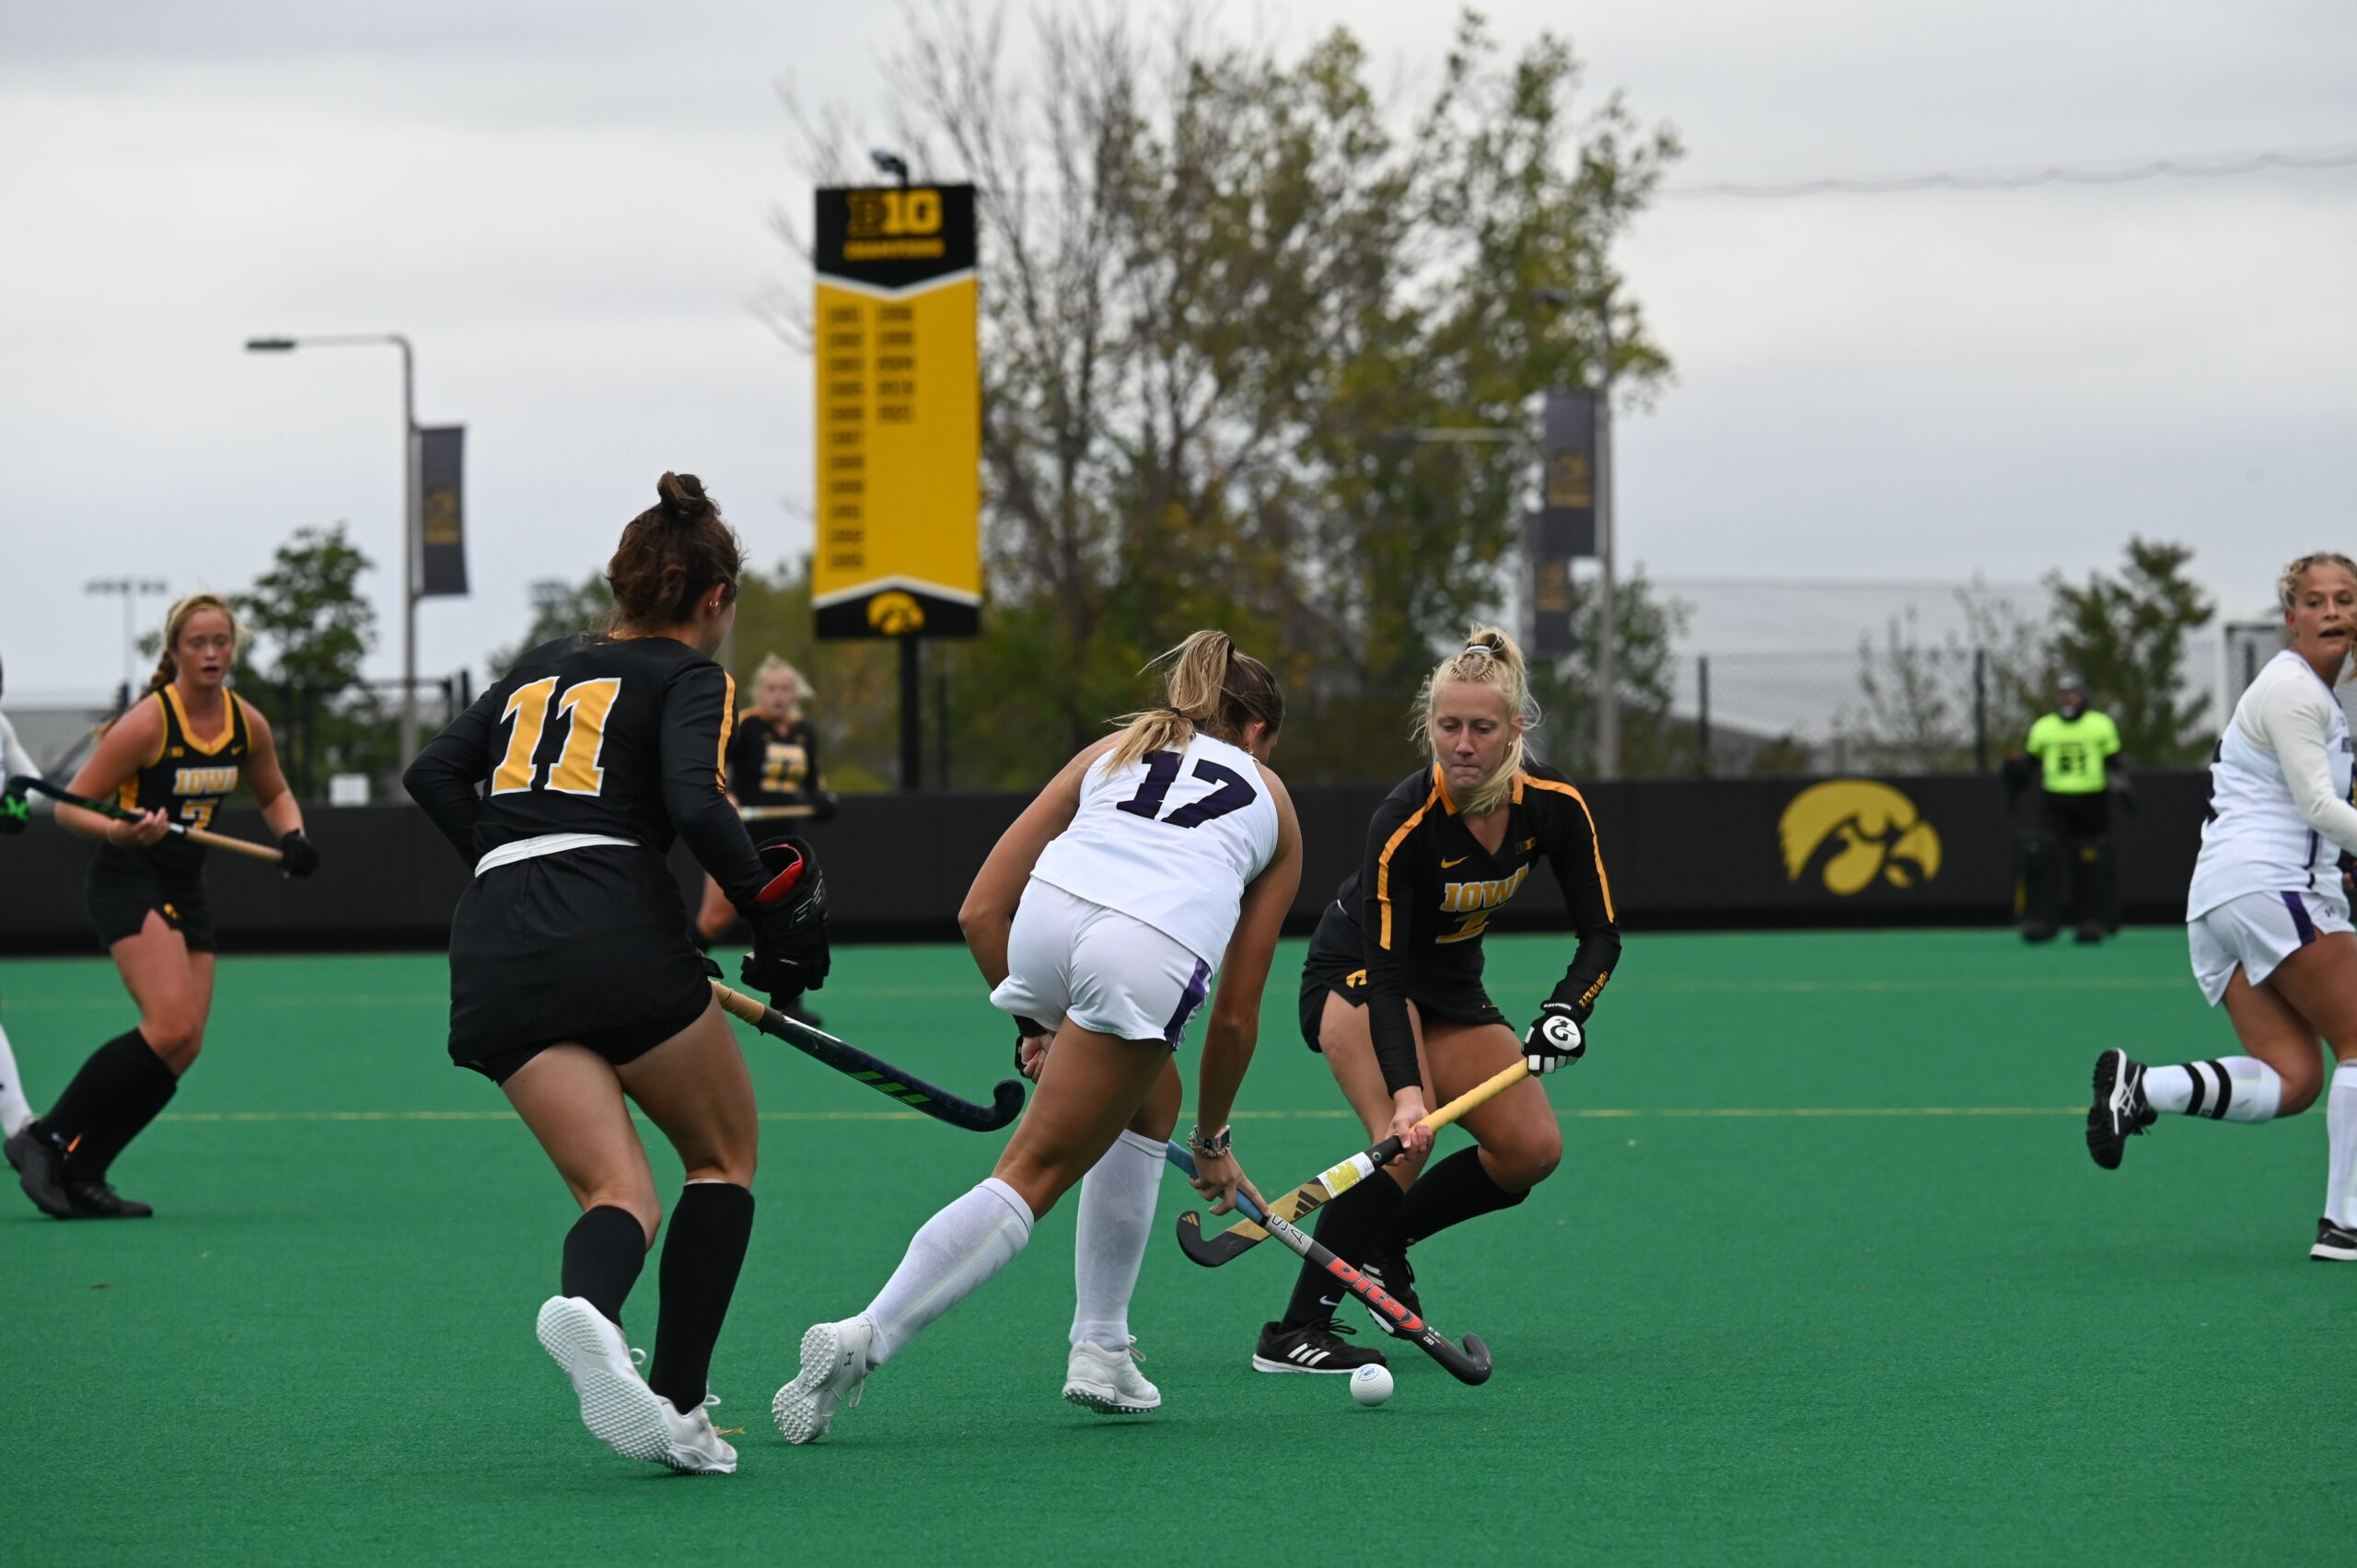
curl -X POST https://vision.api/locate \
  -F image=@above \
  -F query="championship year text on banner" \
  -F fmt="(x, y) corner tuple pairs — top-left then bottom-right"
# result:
(811, 183), (981, 640)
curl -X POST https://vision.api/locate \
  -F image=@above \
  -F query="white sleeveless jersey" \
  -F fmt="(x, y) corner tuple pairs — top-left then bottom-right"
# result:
(1029, 731), (1280, 966)
(2189, 650), (2357, 918)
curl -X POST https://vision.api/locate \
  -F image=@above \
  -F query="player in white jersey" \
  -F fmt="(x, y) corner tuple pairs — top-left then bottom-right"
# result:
(2087, 552), (2357, 1261)
(0, 654), (52, 1136)
(773, 631), (1303, 1442)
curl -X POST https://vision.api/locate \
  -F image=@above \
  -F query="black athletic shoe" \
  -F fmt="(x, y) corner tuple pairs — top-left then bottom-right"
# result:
(2022, 920), (2059, 945)
(1251, 1318), (1387, 1376)
(2073, 922), (2105, 945)
(1360, 1251), (1422, 1338)
(2086, 1049), (2154, 1171)
(66, 1179), (153, 1219)
(5, 1122), (78, 1219)
(2310, 1216), (2357, 1261)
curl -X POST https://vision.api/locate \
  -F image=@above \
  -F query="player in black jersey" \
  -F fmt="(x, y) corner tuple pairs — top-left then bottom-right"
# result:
(695, 654), (830, 947)
(1254, 626), (1620, 1375)
(403, 473), (825, 1475)
(6, 594), (319, 1221)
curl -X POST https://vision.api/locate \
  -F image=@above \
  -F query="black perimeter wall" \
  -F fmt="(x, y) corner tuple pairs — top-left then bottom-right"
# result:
(0, 772), (2214, 955)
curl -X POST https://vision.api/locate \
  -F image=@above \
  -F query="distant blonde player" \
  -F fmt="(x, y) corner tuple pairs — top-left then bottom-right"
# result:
(2088, 552), (2357, 1261)
(772, 631), (1300, 1440)
(5, 597), (318, 1221)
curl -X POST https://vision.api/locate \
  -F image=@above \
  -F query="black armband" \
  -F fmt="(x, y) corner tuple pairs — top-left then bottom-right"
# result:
(1013, 1014), (1048, 1043)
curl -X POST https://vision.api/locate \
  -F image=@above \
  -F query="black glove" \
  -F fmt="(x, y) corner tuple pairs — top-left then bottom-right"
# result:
(0, 792), (28, 837)
(1522, 1003), (1586, 1074)
(278, 830), (319, 877)
(739, 836), (830, 1003)
(809, 790), (840, 824)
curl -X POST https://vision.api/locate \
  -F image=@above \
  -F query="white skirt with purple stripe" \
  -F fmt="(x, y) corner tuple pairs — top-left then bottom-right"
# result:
(991, 879), (1214, 1047)
(2188, 888), (2353, 1005)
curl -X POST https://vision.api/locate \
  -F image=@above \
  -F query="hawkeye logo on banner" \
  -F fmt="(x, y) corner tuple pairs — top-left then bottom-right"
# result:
(1779, 780), (1943, 895)
(811, 183), (981, 640)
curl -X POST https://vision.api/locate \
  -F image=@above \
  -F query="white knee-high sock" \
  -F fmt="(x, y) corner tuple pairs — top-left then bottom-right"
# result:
(862, 1178), (1034, 1367)
(1071, 1129), (1165, 1352)
(2326, 1063), (2357, 1227)
(0, 1021), (31, 1136)
(2142, 1057), (2284, 1123)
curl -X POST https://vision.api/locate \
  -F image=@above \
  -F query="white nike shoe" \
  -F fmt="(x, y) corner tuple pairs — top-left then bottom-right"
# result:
(1062, 1338), (1160, 1413)
(773, 1318), (874, 1445)
(535, 1295), (737, 1474)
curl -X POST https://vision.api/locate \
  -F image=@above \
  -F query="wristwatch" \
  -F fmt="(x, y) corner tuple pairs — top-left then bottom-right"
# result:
(1187, 1123), (1233, 1157)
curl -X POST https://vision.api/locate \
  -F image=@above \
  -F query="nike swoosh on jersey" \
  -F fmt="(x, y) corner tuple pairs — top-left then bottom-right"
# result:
(1442, 855), (1470, 868)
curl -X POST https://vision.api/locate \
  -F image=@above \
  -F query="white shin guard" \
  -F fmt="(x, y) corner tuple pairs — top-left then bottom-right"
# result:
(1071, 1129), (1166, 1353)
(2142, 1057), (2284, 1123)
(863, 1177), (1034, 1366)
(2327, 1063), (2357, 1227)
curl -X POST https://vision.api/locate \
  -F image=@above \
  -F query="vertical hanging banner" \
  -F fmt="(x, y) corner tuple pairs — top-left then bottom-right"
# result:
(1528, 389), (1596, 656)
(811, 184), (981, 639)
(417, 424), (469, 598)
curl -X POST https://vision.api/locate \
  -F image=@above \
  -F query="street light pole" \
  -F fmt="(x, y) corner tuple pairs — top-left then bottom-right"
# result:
(245, 332), (422, 763)
(1593, 289), (1620, 779)
(85, 577), (170, 709)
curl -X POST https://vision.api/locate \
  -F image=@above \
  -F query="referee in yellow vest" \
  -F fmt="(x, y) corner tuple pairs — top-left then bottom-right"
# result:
(2008, 674), (2125, 944)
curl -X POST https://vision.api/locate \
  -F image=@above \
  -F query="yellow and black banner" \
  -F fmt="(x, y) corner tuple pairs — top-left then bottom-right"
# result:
(811, 183), (981, 639)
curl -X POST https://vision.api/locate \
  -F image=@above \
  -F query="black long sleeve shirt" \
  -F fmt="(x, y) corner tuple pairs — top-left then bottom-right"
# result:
(401, 633), (770, 910)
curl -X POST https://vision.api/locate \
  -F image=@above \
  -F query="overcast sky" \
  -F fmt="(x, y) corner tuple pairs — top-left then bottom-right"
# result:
(2, 0), (2351, 703)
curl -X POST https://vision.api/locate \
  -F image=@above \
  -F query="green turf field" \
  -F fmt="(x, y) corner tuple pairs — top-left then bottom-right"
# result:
(3, 929), (2349, 1566)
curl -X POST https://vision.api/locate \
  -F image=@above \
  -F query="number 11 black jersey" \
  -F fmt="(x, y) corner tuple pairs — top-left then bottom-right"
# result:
(402, 633), (771, 909)
(1030, 732), (1279, 965)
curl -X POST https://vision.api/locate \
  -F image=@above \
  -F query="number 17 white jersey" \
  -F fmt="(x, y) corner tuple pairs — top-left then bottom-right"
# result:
(1029, 731), (1280, 966)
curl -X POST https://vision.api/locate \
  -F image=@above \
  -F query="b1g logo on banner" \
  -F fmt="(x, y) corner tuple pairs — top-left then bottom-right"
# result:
(811, 183), (981, 640)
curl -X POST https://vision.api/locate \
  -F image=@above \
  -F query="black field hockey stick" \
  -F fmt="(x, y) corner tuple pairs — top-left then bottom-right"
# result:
(709, 981), (1025, 1132)
(1176, 1061), (1529, 1268)
(1164, 1141), (1493, 1387)
(6, 774), (284, 864)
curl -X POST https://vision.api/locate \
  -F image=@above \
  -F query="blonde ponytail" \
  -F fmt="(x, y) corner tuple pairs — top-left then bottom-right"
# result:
(1412, 624), (1539, 815)
(1105, 630), (1285, 769)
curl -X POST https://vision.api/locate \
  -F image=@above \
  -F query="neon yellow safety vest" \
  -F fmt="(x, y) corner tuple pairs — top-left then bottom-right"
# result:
(2025, 710), (2120, 795)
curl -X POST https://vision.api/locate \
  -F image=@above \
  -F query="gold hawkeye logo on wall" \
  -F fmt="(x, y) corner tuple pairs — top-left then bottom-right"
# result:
(1779, 780), (1942, 895)
(866, 591), (926, 636)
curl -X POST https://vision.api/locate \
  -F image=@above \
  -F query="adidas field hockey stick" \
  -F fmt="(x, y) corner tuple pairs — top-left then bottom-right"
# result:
(7, 775), (284, 864)
(1165, 1142), (1493, 1387)
(1175, 1061), (1530, 1268)
(709, 981), (1026, 1132)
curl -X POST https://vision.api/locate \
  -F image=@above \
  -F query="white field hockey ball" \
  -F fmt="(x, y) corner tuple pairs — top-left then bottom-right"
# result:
(1350, 1364), (1394, 1407)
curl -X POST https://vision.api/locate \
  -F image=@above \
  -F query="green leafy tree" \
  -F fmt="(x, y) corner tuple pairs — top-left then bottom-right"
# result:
(232, 524), (388, 796)
(776, 3), (1678, 784)
(2048, 539), (2215, 765)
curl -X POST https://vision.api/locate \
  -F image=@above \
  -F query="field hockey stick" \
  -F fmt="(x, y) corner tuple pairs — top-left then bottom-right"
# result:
(709, 981), (1026, 1132)
(6, 775), (284, 864)
(738, 803), (817, 821)
(1175, 1061), (1530, 1268)
(1164, 1142), (1493, 1387)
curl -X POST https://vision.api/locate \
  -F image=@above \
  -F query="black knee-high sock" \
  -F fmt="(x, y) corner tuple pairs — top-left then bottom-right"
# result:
(70, 1044), (180, 1182)
(1278, 1176), (1403, 1330)
(563, 1206), (649, 1329)
(649, 1182), (756, 1413)
(42, 1028), (159, 1154)
(1396, 1147), (1527, 1249)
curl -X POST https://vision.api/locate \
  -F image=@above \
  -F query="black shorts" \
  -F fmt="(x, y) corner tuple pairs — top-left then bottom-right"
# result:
(447, 845), (714, 1085)
(87, 851), (215, 953)
(1296, 902), (1505, 1052)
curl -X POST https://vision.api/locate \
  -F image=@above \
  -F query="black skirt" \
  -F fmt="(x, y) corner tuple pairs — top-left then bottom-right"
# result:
(1295, 900), (1504, 1052)
(447, 845), (714, 1084)
(87, 847), (215, 953)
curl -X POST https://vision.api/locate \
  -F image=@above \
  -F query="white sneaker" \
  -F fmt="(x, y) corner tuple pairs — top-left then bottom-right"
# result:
(772, 1318), (874, 1445)
(535, 1295), (737, 1474)
(1062, 1339), (1160, 1413)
